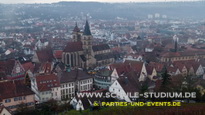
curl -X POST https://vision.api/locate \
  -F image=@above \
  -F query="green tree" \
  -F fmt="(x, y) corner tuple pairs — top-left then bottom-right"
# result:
(160, 66), (171, 92)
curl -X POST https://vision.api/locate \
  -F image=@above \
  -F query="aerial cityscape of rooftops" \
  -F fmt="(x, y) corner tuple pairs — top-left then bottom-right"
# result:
(0, 0), (205, 115)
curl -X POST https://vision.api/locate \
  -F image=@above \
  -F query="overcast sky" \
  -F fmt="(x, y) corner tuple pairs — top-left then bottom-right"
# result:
(0, 0), (202, 4)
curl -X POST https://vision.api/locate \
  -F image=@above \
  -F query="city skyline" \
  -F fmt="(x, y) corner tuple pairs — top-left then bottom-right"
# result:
(0, 0), (203, 4)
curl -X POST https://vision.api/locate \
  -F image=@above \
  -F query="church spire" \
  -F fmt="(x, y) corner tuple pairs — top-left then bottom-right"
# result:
(73, 22), (80, 32)
(83, 20), (92, 35)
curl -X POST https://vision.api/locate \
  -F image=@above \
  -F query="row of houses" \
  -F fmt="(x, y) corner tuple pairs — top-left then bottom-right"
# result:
(0, 79), (35, 113)
(92, 59), (205, 102)
(1, 54), (205, 112)
(28, 61), (94, 103)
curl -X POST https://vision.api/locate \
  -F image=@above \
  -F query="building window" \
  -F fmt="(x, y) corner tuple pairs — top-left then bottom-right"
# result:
(5, 99), (11, 103)
(14, 97), (18, 101)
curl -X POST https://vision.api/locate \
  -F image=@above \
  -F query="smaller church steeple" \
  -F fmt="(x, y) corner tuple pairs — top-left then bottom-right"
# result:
(73, 22), (80, 33)
(72, 22), (81, 42)
(83, 20), (92, 35)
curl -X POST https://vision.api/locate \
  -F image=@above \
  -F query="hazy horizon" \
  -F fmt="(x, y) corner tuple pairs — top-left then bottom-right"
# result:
(0, 0), (203, 4)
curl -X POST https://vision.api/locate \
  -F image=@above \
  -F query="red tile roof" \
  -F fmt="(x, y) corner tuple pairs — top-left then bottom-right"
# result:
(124, 53), (141, 58)
(54, 50), (63, 59)
(146, 65), (154, 75)
(111, 47), (121, 52)
(36, 74), (60, 92)
(0, 60), (15, 76)
(36, 49), (54, 63)
(124, 60), (144, 72)
(117, 75), (140, 94)
(22, 62), (34, 72)
(0, 80), (34, 100)
(172, 60), (200, 73)
(60, 69), (92, 83)
(167, 66), (178, 73)
(161, 50), (205, 58)
(149, 62), (164, 72)
(63, 41), (83, 52)
(109, 60), (144, 76)
(41, 62), (52, 74)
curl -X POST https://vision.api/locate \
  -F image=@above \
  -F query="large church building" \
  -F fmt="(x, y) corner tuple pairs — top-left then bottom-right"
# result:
(62, 20), (114, 69)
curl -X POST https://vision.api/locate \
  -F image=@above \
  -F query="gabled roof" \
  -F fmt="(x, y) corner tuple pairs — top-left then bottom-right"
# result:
(60, 69), (92, 83)
(21, 61), (34, 72)
(63, 41), (83, 52)
(109, 60), (144, 76)
(0, 59), (15, 76)
(54, 62), (66, 71)
(54, 50), (63, 59)
(161, 51), (205, 58)
(94, 53), (114, 61)
(0, 105), (12, 114)
(148, 62), (164, 72)
(109, 63), (131, 75)
(167, 66), (178, 73)
(117, 76), (139, 94)
(172, 60), (200, 73)
(123, 70), (141, 84)
(92, 44), (110, 52)
(33, 63), (41, 73)
(36, 74), (60, 92)
(41, 62), (52, 74)
(146, 65), (154, 75)
(83, 20), (92, 35)
(36, 48), (54, 63)
(124, 60), (144, 72)
(0, 80), (34, 100)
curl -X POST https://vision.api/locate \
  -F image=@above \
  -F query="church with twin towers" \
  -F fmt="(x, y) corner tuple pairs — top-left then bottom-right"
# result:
(62, 20), (114, 69)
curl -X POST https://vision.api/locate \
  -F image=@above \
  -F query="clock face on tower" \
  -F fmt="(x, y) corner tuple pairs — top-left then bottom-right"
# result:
(16, 66), (20, 73)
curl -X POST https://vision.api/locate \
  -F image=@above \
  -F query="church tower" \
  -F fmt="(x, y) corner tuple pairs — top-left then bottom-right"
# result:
(82, 20), (93, 69)
(82, 20), (93, 54)
(72, 22), (81, 42)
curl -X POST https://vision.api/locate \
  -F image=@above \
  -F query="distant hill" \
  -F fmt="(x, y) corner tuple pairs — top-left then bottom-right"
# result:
(0, 1), (205, 20)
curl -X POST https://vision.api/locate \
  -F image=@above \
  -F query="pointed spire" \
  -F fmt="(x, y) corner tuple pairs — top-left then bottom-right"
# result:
(73, 22), (80, 32)
(83, 20), (92, 35)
